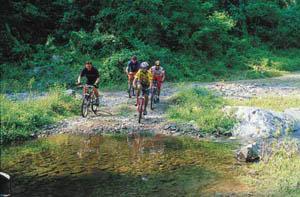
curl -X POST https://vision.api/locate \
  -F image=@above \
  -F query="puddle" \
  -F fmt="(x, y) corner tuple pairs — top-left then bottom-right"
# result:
(1, 133), (251, 196)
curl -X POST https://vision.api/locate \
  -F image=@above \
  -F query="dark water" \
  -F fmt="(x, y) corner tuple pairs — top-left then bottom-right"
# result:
(1, 133), (250, 196)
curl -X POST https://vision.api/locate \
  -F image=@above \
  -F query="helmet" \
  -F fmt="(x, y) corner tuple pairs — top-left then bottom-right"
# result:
(140, 62), (149, 69)
(155, 60), (160, 66)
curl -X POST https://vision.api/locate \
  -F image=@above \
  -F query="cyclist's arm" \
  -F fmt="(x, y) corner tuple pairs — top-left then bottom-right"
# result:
(162, 69), (165, 81)
(148, 70), (153, 87)
(126, 61), (131, 74)
(77, 75), (82, 84)
(94, 69), (100, 85)
(94, 77), (100, 85)
(78, 69), (85, 84)
(133, 71), (140, 87)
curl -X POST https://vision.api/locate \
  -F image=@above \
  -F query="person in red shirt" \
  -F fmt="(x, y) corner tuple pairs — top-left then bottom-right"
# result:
(149, 60), (165, 102)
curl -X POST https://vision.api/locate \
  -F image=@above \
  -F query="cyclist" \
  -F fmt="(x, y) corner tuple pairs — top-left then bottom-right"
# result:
(133, 62), (153, 115)
(77, 61), (100, 105)
(126, 56), (140, 96)
(149, 60), (165, 102)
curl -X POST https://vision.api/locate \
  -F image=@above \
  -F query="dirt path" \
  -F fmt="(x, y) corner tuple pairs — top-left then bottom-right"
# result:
(39, 72), (300, 138)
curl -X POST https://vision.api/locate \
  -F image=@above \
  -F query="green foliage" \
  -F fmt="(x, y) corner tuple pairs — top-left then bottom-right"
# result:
(0, 88), (80, 144)
(191, 11), (236, 57)
(167, 88), (235, 133)
(241, 139), (300, 196)
(1, 0), (300, 93)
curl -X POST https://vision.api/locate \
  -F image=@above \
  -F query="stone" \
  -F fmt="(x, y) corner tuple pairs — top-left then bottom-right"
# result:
(227, 106), (297, 139)
(237, 143), (260, 162)
(284, 108), (300, 131)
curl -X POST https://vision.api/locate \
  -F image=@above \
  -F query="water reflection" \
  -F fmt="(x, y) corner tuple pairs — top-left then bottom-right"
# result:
(126, 133), (165, 155)
(1, 133), (248, 196)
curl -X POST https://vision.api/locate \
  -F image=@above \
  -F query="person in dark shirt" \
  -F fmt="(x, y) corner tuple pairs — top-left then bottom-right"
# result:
(126, 56), (140, 98)
(77, 61), (100, 105)
(126, 55), (140, 73)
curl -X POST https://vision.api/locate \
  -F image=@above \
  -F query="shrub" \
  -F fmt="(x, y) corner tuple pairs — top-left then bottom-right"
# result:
(167, 88), (235, 133)
(0, 87), (79, 144)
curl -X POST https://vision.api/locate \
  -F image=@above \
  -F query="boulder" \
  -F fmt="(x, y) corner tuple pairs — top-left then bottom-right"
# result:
(284, 108), (300, 131)
(227, 106), (297, 139)
(237, 143), (260, 162)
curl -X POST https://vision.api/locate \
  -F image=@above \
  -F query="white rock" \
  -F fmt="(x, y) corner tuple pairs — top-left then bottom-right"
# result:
(284, 108), (300, 131)
(228, 106), (297, 139)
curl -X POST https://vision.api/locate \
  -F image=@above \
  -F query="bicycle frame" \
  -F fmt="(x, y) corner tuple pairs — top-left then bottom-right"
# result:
(151, 80), (158, 95)
(83, 85), (95, 99)
(78, 85), (98, 117)
(150, 80), (159, 110)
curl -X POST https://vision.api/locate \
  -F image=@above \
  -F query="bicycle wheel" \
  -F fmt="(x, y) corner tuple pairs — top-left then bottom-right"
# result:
(154, 90), (159, 103)
(91, 98), (98, 115)
(81, 97), (89, 117)
(150, 92), (154, 110)
(150, 88), (156, 110)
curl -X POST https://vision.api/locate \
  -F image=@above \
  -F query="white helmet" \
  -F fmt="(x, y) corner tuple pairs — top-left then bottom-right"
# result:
(140, 62), (149, 69)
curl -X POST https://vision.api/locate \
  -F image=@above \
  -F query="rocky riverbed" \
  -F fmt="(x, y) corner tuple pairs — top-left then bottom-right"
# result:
(9, 73), (300, 162)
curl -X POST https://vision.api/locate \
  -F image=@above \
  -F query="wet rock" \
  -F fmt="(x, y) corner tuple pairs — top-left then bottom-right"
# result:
(237, 143), (260, 162)
(164, 123), (177, 131)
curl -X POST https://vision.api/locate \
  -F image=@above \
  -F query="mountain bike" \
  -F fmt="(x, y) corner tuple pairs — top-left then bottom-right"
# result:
(150, 80), (159, 110)
(137, 92), (145, 123)
(128, 72), (136, 98)
(78, 84), (99, 117)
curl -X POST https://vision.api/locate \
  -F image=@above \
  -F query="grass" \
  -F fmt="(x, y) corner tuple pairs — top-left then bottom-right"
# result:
(240, 139), (300, 196)
(167, 88), (235, 134)
(228, 96), (300, 112)
(0, 87), (80, 144)
(116, 104), (132, 116)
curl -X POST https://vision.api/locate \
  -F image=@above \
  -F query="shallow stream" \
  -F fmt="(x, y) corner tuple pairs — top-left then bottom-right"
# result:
(1, 133), (250, 196)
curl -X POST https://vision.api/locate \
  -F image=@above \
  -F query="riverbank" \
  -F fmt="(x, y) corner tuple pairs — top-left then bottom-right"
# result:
(1, 73), (299, 195)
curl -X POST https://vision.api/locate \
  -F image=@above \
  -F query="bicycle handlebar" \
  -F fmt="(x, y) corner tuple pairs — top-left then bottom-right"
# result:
(76, 84), (95, 88)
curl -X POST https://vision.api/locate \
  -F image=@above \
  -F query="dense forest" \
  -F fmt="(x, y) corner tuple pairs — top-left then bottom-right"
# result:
(1, 0), (300, 92)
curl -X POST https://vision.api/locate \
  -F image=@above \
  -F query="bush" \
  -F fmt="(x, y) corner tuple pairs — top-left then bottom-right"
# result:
(167, 88), (235, 133)
(0, 87), (80, 143)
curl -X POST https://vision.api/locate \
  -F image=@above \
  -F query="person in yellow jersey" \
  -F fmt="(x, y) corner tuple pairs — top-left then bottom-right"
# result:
(133, 62), (153, 115)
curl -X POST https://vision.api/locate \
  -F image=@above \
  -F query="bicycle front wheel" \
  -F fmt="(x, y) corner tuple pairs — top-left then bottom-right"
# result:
(81, 98), (89, 117)
(91, 102), (98, 115)
(150, 89), (155, 110)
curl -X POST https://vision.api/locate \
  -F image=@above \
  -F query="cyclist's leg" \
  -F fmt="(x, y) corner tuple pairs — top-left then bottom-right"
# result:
(135, 82), (141, 106)
(93, 87), (99, 97)
(83, 86), (88, 95)
(92, 87), (99, 105)
(128, 74), (131, 88)
(143, 86), (150, 115)
(157, 76), (163, 97)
